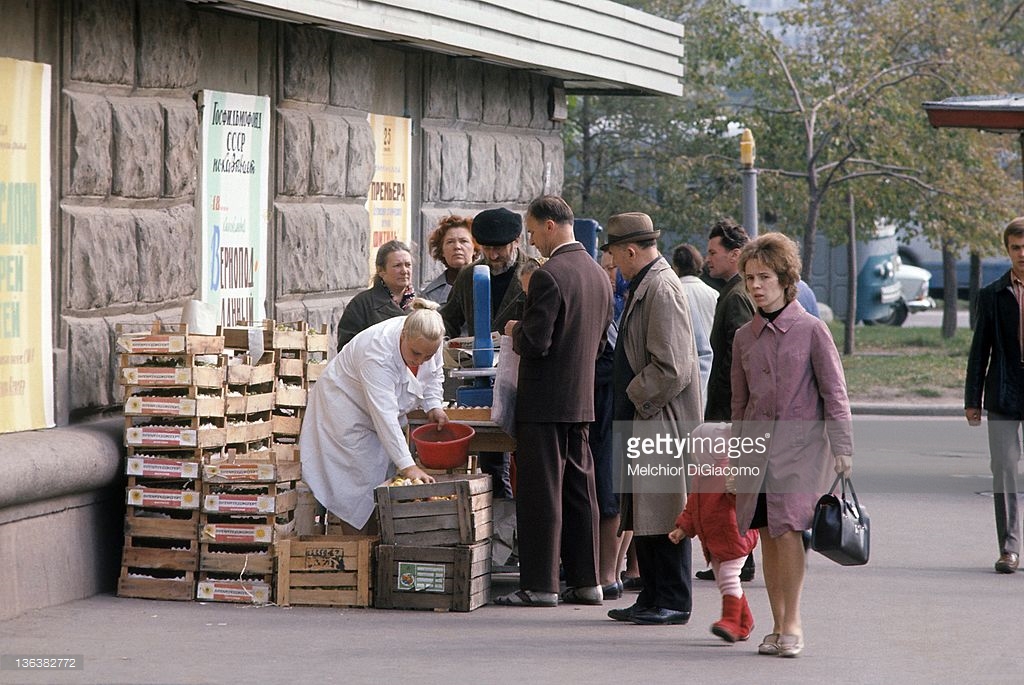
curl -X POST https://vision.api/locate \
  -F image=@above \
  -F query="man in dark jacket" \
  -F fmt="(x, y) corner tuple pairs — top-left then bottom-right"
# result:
(965, 217), (1024, 574)
(493, 196), (612, 607)
(700, 218), (756, 584)
(440, 207), (537, 498)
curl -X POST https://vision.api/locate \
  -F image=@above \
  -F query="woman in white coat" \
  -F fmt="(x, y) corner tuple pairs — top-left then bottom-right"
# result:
(300, 299), (449, 534)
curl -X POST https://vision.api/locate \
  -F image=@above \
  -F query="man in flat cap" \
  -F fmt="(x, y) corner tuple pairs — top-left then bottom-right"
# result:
(602, 211), (701, 626)
(441, 207), (538, 498)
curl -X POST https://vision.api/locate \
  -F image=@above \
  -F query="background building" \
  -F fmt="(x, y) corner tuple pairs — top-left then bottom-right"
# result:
(0, 0), (684, 619)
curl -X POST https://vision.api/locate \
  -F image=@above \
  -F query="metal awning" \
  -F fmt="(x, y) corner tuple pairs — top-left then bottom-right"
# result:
(188, 0), (685, 96)
(923, 94), (1024, 133)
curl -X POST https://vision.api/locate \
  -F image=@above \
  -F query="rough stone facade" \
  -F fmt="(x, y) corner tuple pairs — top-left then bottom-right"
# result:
(19, 0), (564, 415)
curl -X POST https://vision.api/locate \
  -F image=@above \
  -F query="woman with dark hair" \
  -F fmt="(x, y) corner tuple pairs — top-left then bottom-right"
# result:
(731, 232), (853, 658)
(422, 215), (476, 305)
(336, 240), (415, 350)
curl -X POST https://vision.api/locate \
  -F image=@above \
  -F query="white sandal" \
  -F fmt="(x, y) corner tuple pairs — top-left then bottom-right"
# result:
(758, 633), (781, 655)
(777, 633), (804, 658)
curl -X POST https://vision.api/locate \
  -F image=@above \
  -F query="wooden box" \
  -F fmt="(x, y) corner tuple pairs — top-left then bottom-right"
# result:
(275, 536), (375, 607)
(196, 578), (271, 604)
(375, 541), (490, 612)
(375, 473), (492, 547)
(118, 570), (195, 601)
(202, 459), (301, 483)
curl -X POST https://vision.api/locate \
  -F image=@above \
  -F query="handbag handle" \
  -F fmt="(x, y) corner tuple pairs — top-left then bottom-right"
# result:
(826, 474), (864, 519)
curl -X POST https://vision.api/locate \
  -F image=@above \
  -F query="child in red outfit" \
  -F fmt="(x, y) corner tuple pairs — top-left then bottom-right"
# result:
(668, 422), (759, 642)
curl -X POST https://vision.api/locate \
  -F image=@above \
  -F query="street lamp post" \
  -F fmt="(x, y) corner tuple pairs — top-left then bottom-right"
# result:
(740, 128), (758, 237)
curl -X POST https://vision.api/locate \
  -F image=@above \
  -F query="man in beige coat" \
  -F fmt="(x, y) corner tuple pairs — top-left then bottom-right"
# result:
(601, 212), (703, 625)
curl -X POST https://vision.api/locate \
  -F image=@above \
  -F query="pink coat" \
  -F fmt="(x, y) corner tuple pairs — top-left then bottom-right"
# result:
(731, 301), (853, 537)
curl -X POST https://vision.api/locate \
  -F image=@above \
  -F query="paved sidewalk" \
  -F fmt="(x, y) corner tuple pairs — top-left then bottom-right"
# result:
(1, 417), (1010, 685)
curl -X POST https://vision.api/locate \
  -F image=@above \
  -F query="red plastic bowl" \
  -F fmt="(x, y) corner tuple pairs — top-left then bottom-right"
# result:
(411, 422), (475, 469)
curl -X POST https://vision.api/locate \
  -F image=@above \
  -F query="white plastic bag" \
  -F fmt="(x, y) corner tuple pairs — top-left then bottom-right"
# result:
(490, 335), (519, 437)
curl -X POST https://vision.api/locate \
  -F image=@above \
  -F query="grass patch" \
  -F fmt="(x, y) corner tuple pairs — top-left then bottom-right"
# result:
(827, 321), (969, 403)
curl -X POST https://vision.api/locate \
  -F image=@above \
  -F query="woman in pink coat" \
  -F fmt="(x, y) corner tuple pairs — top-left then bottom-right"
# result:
(731, 233), (853, 658)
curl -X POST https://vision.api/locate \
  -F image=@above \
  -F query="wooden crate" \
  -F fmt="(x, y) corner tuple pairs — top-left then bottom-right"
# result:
(196, 577), (271, 604)
(121, 537), (198, 572)
(202, 483), (299, 515)
(375, 473), (492, 547)
(116, 323), (224, 355)
(202, 459), (301, 483)
(118, 569), (196, 601)
(375, 541), (490, 612)
(275, 536), (375, 607)
(200, 543), (276, 575)
(124, 507), (200, 540)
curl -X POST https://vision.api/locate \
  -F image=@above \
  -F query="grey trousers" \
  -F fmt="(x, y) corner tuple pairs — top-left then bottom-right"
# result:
(988, 411), (1024, 555)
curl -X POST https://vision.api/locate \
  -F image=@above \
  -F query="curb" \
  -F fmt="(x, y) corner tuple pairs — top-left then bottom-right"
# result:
(850, 403), (961, 417)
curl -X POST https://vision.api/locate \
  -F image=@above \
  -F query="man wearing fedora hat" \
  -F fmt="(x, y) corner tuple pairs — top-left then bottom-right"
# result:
(441, 207), (538, 499)
(601, 212), (702, 626)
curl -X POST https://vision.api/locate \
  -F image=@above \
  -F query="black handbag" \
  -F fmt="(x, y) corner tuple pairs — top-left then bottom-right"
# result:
(811, 475), (869, 566)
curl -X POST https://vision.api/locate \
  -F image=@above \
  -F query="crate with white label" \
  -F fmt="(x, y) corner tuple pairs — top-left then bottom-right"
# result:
(195, 574), (272, 604)
(375, 540), (491, 612)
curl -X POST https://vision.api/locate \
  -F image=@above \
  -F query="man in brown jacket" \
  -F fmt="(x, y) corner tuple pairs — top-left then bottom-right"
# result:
(602, 212), (702, 625)
(493, 196), (612, 607)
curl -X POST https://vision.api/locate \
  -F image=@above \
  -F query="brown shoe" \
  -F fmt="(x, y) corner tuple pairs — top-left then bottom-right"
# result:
(995, 552), (1019, 574)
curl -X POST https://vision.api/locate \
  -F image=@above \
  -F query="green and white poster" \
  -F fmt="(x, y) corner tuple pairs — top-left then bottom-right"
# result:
(199, 90), (270, 326)
(0, 57), (52, 434)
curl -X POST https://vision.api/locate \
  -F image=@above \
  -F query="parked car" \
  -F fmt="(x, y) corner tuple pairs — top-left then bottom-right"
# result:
(866, 258), (935, 326)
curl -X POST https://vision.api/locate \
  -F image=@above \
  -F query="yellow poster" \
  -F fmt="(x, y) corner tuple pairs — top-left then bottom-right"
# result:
(366, 114), (411, 279)
(0, 58), (53, 433)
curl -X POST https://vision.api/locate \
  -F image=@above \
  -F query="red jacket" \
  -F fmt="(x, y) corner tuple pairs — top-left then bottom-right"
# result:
(674, 423), (758, 563)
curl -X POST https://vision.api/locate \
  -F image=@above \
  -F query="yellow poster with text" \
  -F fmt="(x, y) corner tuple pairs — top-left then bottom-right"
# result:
(0, 58), (53, 433)
(366, 114), (411, 281)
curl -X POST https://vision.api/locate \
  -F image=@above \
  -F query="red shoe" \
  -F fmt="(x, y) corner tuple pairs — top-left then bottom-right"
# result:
(737, 594), (754, 641)
(710, 595), (745, 643)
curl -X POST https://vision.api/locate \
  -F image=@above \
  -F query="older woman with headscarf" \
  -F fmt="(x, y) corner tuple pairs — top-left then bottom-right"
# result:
(336, 240), (416, 351)
(302, 299), (449, 535)
(422, 215), (476, 305)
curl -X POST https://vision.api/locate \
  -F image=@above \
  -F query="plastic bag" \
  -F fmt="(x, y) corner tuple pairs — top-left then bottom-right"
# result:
(490, 335), (519, 437)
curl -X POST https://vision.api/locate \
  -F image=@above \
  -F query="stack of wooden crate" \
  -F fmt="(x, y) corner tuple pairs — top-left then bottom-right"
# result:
(116, 323), (226, 601)
(197, 458), (300, 604)
(374, 474), (493, 611)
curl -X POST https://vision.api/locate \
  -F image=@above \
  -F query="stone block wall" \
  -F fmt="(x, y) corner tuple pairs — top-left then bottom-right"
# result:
(51, 1), (564, 414)
(61, 0), (201, 412)
(417, 55), (563, 285)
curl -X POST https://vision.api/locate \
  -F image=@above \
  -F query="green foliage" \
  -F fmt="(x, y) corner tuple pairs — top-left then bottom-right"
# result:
(568, 0), (1023, 267)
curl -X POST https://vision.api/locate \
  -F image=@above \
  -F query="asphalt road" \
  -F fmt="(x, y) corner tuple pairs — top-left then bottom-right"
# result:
(1, 416), (1016, 685)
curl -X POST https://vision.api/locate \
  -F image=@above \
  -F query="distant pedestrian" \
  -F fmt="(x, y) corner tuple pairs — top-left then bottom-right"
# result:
(671, 243), (717, 407)
(422, 215), (476, 305)
(965, 217), (1024, 574)
(336, 240), (414, 351)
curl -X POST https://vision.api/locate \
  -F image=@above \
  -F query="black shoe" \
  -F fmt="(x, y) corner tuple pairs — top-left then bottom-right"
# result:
(608, 602), (649, 622)
(740, 554), (756, 582)
(620, 575), (643, 591)
(695, 568), (715, 581)
(630, 607), (691, 625)
(602, 580), (623, 600)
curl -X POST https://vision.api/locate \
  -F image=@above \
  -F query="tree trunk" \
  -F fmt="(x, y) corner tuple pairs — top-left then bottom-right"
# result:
(844, 189), (856, 355)
(801, 195), (821, 282)
(968, 251), (981, 330)
(941, 240), (957, 339)
(580, 96), (592, 214)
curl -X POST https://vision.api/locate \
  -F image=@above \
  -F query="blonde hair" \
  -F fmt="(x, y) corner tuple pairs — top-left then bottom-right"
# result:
(402, 298), (444, 342)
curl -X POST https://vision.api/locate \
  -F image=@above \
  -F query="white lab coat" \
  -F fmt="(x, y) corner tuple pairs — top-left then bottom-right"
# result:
(299, 316), (445, 528)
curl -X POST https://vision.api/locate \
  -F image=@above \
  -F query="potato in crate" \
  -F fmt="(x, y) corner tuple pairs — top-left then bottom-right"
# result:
(374, 473), (492, 547)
